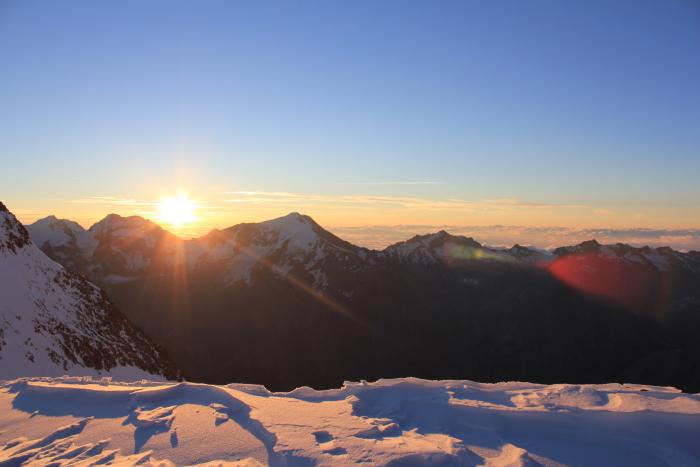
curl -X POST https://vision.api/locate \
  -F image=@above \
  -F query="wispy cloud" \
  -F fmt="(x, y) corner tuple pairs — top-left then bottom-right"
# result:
(223, 191), (591, 212)
(67, 196), (157, 207)
(481, 198), (590, 209)
(337, 181), (439, 186)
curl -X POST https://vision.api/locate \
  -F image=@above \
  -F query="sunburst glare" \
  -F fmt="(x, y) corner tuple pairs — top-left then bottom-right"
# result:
(157, 193), (198, 228)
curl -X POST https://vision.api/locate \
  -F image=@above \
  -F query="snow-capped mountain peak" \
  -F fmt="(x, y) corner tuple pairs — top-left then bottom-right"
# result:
(89, 213), (164, 240)
(194, 213), (369, 288)
(29, 215), (96, 252)
(553, 239), (602, 256)
(383, 231), (488, 265)
(507, 244), (553, 262)
(258, 212), (322, 251)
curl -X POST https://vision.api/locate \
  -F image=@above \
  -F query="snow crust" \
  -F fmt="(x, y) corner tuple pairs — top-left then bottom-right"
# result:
(1, 377), (698, 466)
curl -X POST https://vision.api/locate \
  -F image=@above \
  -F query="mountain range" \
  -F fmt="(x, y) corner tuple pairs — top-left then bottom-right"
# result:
(17, 206), (700, 391)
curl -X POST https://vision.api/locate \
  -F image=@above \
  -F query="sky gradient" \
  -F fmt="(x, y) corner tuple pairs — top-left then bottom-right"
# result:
(2, 0), (699, 248)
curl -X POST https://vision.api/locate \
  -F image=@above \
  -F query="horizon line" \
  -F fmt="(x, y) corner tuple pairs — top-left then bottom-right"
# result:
(14, 207), (700, 253)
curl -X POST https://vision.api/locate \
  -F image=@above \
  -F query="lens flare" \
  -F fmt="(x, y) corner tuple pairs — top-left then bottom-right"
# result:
(547, 253), (672, 316)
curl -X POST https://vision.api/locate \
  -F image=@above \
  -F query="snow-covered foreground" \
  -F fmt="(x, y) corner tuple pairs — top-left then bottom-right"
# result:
(1, 378), (699, 466)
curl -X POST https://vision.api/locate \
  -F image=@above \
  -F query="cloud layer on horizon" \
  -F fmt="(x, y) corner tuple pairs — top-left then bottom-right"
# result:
(329, 225), (700, 252)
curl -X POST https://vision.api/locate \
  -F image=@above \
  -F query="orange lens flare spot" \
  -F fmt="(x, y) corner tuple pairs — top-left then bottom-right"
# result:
(547, 253), (671, 315)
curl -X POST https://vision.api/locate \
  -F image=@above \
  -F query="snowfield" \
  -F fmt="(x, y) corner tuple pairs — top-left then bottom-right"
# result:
(1, 378), (699, 466)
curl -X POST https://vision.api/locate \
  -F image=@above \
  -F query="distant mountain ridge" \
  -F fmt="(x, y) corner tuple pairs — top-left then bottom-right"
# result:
(25, 210), (700, 391)
(28, 211), (699, 269)
(28, 212), (700, 285)
(0, 202), (179, 380)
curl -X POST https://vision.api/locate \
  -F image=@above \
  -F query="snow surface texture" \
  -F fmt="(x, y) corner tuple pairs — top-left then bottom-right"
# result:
(0, 377), (699, 466)
(0, 203), (177, 380)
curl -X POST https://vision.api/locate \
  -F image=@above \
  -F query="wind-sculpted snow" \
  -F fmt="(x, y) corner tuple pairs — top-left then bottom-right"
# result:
(1, 377), (699, 466)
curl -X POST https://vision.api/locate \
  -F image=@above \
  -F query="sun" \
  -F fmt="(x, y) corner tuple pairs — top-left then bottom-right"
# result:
(157, 193), (198, 228)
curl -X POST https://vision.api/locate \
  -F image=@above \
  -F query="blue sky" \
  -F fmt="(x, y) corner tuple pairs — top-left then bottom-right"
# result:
(1, 0), (699, 240)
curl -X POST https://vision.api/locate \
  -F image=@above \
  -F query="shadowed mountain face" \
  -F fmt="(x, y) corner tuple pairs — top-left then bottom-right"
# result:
(0, 203), (179, 380)
(27, 212), (700, 391)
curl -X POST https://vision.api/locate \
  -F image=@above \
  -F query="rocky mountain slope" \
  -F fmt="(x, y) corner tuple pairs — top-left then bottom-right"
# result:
(27, 211), (700, 391)
(0, 202), (179, 380)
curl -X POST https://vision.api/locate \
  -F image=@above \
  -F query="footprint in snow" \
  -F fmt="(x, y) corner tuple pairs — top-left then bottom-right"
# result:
(210, 402), (237, 425)
(324, 447), (348, 456)
(313, 431), (347, 456)
(312, 431), (333, 443)
(354, 422), (402, 439)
